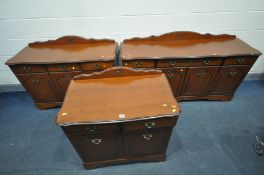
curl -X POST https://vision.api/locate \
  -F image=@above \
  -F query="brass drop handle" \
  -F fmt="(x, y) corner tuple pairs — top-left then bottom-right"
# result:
(31, 79), (40, 84)
(95, 64), (101, 70)
(60, 65), (66, 71)
(91, 138), (102, 144)
(237, 58), (245, 64)
(135, 62), (143, 68)
(230, 71), (238, 77)
(144, 121), (155, 129)
(23, 65), (31, 72)
(86, 126), (96, 132)
(142, 133), (153, 141)
(203, 59), (210, 65)
(169, 60), (177, 66)
(167, 74), (174, 79)
(198, 72), (206, 78)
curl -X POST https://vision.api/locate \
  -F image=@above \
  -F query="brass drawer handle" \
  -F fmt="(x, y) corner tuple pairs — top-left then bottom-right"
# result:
(142, 133), (153, 141)
(95, 64), (101, 70)
(135, 62), (143, 68)
(203, 59), (210, 65)
(86, 126), (96, 132)
(237, 58), (245, 64)
(23, 65), (31, 72)
(230, 71), (238, 77)
(59, 65), (66, 71)
(144, 121), (155, 129)
(91, 138), (102, 144)
(169, 60), (176, 66)
(31, 79), (40, 84)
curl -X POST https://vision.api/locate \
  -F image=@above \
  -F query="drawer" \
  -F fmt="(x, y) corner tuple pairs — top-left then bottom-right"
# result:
(223, 57), (257, 65)
(47, 63), (80, 72)
(62, 123), (120, 135)
(156, 59), (187, 68)
(188, 58), (223, 66)
(10, 64), (46, 74)
(80, 61), (113, 71)
(122, 117), (177, 132)
(122, 60), (155, 68)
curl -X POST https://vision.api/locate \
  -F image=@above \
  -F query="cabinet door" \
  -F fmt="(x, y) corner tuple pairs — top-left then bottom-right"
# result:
(16, 73), (60, 102)
(50, 71), (82, 99)
(209, 65), (251, 95)
(68, 132), (124, 163)
(182, 66), (219, 96)
(123, 128), (172, 158)
(160, 68), (186, 96)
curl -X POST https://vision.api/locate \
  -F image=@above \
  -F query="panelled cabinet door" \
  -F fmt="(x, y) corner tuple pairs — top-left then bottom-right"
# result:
(160, 68), (186, 96)
(50, 71), (82, 99)
(209, 65), (251, 95)
(16, 73), (60, 102)
(182, 66), (219, 96)
(68, 132), (124, 162)
(123, 128), (172, 158)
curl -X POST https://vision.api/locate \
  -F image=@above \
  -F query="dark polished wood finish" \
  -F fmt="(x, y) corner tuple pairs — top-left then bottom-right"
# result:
(121, 31), (262, 101)
(56, 67), (180, 169)
(6, 36), (117, 109)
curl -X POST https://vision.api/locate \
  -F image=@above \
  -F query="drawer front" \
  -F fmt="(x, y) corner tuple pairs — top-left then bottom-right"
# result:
(68, 132), (124, 162)
(122, 117), (177, 132)
(10, 64), (46, 74)
(122, 60), (155, 68)
(223, 57), (257, 65)
(62, 123), (120, 135)
(156, 59), (187, 68)
(80, 61), (113, 71)
(47, 64), (80, 72)
(123, 127), (173, 158)
(188, 58), (223, 66)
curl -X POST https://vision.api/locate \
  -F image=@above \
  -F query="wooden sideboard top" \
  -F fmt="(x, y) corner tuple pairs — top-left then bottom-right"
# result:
(6, 36), (117, 65)
(121, 31), (262, 60)
(56, 67), (180, 126)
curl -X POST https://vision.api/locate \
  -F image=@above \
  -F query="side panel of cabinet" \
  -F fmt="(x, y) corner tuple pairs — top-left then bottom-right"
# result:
(49, 71), (82, 99)
(209, 65), (251, 95)
(181, 66), (219, 96)
(67, 132), (124, 163)
(159, 68), (186, 96)
(16, 73), (61, 102)
(123, 128), (173, 158)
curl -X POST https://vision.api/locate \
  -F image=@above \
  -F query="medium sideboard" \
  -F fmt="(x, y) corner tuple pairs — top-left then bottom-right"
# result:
(5, 36), (117, 109)
(120, 31), (262, 101)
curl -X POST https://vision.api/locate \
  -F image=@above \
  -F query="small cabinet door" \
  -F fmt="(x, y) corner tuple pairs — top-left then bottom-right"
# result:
(68, 132), (124, 163)
(50, 71), (82, 99)
(160, 68), (186, 96)
(16, 73), (60, 102)
(123, 128), (172, 158)
(182, 66), (219, 96)
(209, 65), (251, 95)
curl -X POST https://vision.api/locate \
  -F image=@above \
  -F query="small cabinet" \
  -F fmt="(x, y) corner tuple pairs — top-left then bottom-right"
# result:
(160, 68), (186, 96)
(182, 66), (219, 96)
(16, 73), (60, 102)
(50, 71), (82, 98)
(209, 65), (251, 95)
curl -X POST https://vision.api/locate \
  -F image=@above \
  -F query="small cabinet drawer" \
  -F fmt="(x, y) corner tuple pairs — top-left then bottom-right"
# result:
(80, 61), (113, 71)
(223, 57), (257, 65)
(188, 58), (223, 66)
(10, 64), (46, 74)
(156, 59), (187, 68)
(47, 64), (80, 72)
(122, 117), (177, 132)
(122, 60), (155, 68)
(62, 123), (120, 135)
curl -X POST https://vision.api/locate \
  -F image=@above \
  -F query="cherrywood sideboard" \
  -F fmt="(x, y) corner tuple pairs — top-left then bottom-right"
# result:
(120, 31), (262, 101)
(5, 36), (117, 109)
(56, 67), (180, 169)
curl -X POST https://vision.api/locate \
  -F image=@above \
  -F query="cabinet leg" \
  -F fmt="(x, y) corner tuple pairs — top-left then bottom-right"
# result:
(36, 102), (62, 109)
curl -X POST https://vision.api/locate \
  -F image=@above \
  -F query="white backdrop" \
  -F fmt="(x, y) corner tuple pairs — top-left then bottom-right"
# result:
(1, 0), (264, 84)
